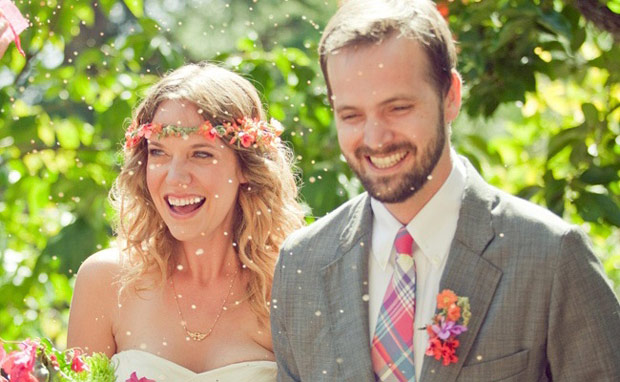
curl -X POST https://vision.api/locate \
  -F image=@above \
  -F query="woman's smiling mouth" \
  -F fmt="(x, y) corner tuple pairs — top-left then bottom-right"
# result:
(165, 195), (206, 215)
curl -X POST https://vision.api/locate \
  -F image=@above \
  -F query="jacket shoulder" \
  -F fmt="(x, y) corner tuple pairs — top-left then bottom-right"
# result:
(279, 193), (368, 264)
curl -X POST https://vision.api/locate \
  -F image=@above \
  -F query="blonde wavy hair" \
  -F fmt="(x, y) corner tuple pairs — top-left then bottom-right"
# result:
(110, 62), (305, 325)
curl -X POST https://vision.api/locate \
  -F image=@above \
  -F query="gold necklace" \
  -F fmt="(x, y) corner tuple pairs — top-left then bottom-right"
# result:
(170, 267), (239, 341)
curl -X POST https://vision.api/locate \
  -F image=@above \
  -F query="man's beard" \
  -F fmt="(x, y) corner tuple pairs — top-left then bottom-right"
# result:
(348, 118), (446, 204)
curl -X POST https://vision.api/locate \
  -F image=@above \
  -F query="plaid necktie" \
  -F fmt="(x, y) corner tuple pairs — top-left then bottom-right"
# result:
(371, 226), (416, 382)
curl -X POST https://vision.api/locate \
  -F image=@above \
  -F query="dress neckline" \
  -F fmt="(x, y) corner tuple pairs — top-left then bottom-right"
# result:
(112, 348), (276, 376)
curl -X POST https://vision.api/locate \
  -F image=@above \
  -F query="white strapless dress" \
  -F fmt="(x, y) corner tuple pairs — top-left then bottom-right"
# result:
(111, 349), (277, 382)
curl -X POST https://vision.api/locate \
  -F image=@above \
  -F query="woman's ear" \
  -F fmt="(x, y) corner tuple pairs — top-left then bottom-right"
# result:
(443, 70), (462, 124)
(237, 168), (248, 185)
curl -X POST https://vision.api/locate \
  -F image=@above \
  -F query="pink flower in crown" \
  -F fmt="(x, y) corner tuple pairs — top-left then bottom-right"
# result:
(1, 340), (38, 382)
(140, 123), (160, 140)
(239, 131), (256, 147)
(225, 121), (238, 135)
(126, 371), (156, 382)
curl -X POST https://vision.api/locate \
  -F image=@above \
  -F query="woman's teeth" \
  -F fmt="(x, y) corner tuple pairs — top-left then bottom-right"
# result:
(167, 196), (205, 206)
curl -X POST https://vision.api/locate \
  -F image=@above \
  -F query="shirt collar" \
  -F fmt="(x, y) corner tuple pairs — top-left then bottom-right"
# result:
(371, 150), (466, 270)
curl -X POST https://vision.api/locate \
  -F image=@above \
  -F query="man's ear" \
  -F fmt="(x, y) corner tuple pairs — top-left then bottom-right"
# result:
(443, 70), (462, 124)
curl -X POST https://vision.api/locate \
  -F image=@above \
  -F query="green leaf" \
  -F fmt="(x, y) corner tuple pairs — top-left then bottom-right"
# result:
(543, 171), (566, 216)
(575, 192), (620, 226)
(537, 11), (572, 40)
(581, 103), (600, 125)
(123, 0), (144, 18)
(25, 178), (50, 216)
(314, 106), (332, 127)
(580, 166), (620, 185)
(547, 124), (587, 160)
(56, 120), (81, 149)
(42, 217), (98, 275)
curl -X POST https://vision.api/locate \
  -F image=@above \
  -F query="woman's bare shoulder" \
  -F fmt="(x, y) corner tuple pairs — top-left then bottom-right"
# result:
(75, 247), (124, 290)
(68, 247), (125, 354)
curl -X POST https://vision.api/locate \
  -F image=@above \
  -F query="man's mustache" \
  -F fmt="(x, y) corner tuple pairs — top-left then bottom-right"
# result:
(354, 142), (417, 158)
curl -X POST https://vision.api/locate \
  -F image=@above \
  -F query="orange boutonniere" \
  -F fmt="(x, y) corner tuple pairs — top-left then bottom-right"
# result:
(425, 289), (471, 366)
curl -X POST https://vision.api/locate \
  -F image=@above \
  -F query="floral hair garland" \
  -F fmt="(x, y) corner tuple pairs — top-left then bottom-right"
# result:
(124, 117), (284, 151)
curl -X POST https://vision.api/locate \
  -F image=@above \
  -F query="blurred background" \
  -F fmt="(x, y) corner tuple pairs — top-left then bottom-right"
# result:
(0, 0), (618, 348)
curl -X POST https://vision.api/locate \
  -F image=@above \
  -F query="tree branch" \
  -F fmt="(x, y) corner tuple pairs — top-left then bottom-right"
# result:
(573, 0), (620, 40)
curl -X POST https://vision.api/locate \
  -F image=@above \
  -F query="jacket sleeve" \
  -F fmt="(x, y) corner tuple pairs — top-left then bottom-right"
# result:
(271, 247), (301, 382)
(546, 226), (620, 380)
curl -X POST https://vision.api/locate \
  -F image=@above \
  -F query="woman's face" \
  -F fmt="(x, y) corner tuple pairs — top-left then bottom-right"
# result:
(145, 99), (246, 243)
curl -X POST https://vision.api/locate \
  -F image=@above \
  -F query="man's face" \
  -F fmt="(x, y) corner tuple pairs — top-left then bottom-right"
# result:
(327, 35), (460, 204)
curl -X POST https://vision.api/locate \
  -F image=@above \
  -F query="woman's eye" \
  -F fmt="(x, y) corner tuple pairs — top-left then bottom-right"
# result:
(193, 151), (213, 159)
(148, 148), (165, 157)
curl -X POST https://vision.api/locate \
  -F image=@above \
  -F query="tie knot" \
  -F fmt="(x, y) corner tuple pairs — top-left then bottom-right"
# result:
(394, 226), (413, 256)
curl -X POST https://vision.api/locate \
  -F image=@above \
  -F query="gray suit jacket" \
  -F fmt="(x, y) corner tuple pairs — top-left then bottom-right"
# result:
(271, 158), (620, 381)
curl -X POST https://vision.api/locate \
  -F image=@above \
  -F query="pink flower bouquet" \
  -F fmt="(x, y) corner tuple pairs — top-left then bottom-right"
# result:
(1, 339), (153, 382)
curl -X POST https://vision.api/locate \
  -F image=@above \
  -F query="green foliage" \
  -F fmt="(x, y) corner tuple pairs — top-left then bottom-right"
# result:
(1, 338), (115, 381)
(0, 0), (618, 347)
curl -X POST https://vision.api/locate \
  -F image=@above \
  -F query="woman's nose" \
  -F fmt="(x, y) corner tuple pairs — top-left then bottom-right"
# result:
(165, 158), (191, 187)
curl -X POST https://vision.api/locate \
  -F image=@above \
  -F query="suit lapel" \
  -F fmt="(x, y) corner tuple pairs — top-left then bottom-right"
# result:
(321, 194), (375, 381)
(420, 160), (503, 382)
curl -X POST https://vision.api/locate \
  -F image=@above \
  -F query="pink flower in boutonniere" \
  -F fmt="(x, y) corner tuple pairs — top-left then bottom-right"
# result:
(425, 289), (471, 366)
(126, 371), (156, 382)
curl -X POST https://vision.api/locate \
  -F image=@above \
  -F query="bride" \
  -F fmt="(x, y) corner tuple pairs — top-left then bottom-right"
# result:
(67, 62), (305, 381)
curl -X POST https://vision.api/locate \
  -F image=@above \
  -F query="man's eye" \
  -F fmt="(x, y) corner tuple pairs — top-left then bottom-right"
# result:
(341, 114), (360, 121)
(393, 105), (412, 112)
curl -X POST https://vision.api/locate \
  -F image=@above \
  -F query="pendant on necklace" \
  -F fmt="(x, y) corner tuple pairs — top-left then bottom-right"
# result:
(186, 330), (209, 341)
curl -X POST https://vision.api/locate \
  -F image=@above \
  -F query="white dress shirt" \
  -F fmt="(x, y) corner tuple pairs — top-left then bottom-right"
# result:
(368, 151), (466, 381)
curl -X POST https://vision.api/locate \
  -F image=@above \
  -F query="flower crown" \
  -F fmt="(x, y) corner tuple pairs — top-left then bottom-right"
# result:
(124, 117), (284, 150)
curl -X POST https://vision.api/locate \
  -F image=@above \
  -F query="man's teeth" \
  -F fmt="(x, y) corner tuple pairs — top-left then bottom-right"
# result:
(369, 151), (407, 169)
(168, 196), (205, 206)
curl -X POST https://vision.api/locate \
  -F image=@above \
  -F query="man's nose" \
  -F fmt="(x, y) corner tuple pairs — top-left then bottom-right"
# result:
(363, 117), (394, 151)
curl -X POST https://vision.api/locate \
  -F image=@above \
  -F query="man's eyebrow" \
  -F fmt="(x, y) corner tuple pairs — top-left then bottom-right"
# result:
(334, 105), (358, 113)
(334, 95), (416, 113)
(379, 95), (416, 105)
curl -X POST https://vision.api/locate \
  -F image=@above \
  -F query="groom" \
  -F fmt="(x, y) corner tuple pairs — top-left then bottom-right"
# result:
(271, 0), (620, 381)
